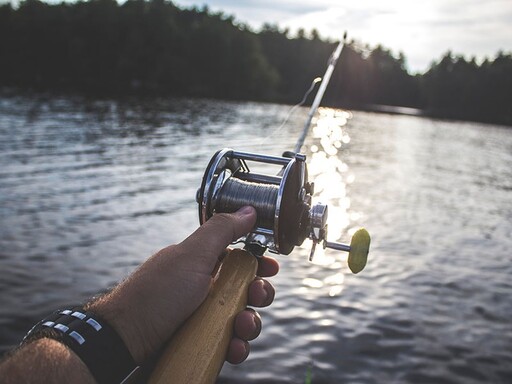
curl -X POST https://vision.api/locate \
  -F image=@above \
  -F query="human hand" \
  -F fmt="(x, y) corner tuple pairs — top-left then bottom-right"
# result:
(88, 206), (279, 365)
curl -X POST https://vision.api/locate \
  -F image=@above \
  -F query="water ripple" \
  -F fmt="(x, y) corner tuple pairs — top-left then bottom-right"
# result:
(1, 95), (512, 383)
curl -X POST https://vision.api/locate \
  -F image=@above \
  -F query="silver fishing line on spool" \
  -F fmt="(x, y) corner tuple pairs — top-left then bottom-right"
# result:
(215, 178), (278, 229)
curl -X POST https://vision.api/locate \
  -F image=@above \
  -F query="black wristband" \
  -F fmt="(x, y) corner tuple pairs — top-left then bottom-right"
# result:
(23, 307), (139, 384)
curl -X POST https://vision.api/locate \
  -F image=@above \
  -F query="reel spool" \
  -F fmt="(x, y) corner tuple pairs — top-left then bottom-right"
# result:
(197, 148), (370, 272)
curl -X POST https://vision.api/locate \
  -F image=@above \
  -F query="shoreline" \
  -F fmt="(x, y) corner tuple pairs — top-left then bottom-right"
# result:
(1, 87), (510, 129)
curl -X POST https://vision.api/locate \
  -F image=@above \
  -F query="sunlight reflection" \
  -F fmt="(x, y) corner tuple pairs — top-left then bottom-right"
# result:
(328, 286), (344, 297)
(324, 273), (345, 297)
(308, 108), (353, 241)
(319, 319), (336, 327)
(307, 311), (323, 319)
(324, 273), (345, 285)
(302, 278), (324, 288)
(300, 107), (358, 297)
(327, 262), (344, 270)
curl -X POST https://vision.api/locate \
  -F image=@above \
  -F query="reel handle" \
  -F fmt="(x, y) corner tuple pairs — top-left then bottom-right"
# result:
(148, 249), (258, 384)
(325, 228), (371, 274)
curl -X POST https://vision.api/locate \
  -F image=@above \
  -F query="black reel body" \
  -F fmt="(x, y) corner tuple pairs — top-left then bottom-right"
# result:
(197, 148), (311, 254)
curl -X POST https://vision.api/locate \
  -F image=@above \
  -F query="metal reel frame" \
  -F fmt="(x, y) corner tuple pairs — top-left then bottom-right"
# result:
(197, 148), (309, 254)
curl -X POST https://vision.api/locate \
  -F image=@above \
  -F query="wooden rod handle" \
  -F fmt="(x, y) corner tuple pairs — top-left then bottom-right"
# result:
(148, 248), (258, 384)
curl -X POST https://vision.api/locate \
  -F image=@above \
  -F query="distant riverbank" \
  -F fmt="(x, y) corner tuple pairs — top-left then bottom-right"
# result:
(2, 87), (510, 130)
(344, 103), (511, 127)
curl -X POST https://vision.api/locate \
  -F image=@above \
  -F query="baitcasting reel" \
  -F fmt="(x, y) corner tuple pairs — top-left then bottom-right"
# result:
(196, 148), (370, 273)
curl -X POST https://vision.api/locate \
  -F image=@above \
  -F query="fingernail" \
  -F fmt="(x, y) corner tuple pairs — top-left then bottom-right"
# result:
(263, 283), (274, 306)
(243, 342), (251, 360)
(246, 308), (261, 332)
(236, 206), (255, 216)
(252, 312), (262, 338)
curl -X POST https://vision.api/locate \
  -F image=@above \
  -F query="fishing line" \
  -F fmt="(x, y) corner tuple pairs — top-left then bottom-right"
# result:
(276, 77), (322, 132)
(294, 35), (345, 153)
(348, 40), (373, 56)
(256, 77), (322, 148)
(256, 33), (347, 153)
(215, 177), (278, 229)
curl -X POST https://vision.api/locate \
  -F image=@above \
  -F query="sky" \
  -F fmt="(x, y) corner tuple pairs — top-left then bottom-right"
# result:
(174, 0), (512, 73)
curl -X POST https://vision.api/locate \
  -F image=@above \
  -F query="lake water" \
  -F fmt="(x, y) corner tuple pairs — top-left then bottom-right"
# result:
(0, 94), (511, 383)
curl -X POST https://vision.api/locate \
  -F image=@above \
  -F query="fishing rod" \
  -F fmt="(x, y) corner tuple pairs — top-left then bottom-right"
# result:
(294, 31), (347, 154)
(149, 33), (370, 384)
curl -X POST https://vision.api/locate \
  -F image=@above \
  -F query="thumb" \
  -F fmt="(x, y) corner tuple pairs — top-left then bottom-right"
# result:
(177, 206), (257, 267)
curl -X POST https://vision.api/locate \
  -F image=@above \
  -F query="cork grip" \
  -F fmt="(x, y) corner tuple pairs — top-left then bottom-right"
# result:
(148, 248), (258, 384)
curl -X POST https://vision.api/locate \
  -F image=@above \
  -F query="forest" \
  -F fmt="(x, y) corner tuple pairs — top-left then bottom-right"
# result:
(0, 0), (511, 126)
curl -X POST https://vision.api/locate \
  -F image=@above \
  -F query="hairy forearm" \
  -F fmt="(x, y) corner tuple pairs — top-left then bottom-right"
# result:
(0, 338), (96, 384)
(0, 208), (269, 383)
(0, 249), (198, 384)
(84, 245), (196, 365)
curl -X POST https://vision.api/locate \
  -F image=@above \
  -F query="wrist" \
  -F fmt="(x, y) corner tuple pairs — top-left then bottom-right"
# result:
(86, 294), (153, 365)
(21, 307), (139, 384)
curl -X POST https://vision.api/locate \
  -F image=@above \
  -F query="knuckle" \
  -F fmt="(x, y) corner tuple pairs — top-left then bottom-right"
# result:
(211, 212), (237, 239)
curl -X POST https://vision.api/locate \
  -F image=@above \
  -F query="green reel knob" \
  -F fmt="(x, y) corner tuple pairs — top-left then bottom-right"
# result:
(347, 228), (371, 274)
(324, 228), (371, 274)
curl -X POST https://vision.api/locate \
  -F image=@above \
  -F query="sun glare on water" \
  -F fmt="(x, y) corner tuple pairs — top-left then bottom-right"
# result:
(300, 107), (359, 296)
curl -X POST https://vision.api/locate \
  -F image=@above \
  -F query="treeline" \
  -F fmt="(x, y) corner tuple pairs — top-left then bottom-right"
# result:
(0, 0), (278, 99)
(0, 0), (511, 126)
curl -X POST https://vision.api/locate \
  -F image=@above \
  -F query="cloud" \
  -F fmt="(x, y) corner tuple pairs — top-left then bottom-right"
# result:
(175, 0), (512, 72)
